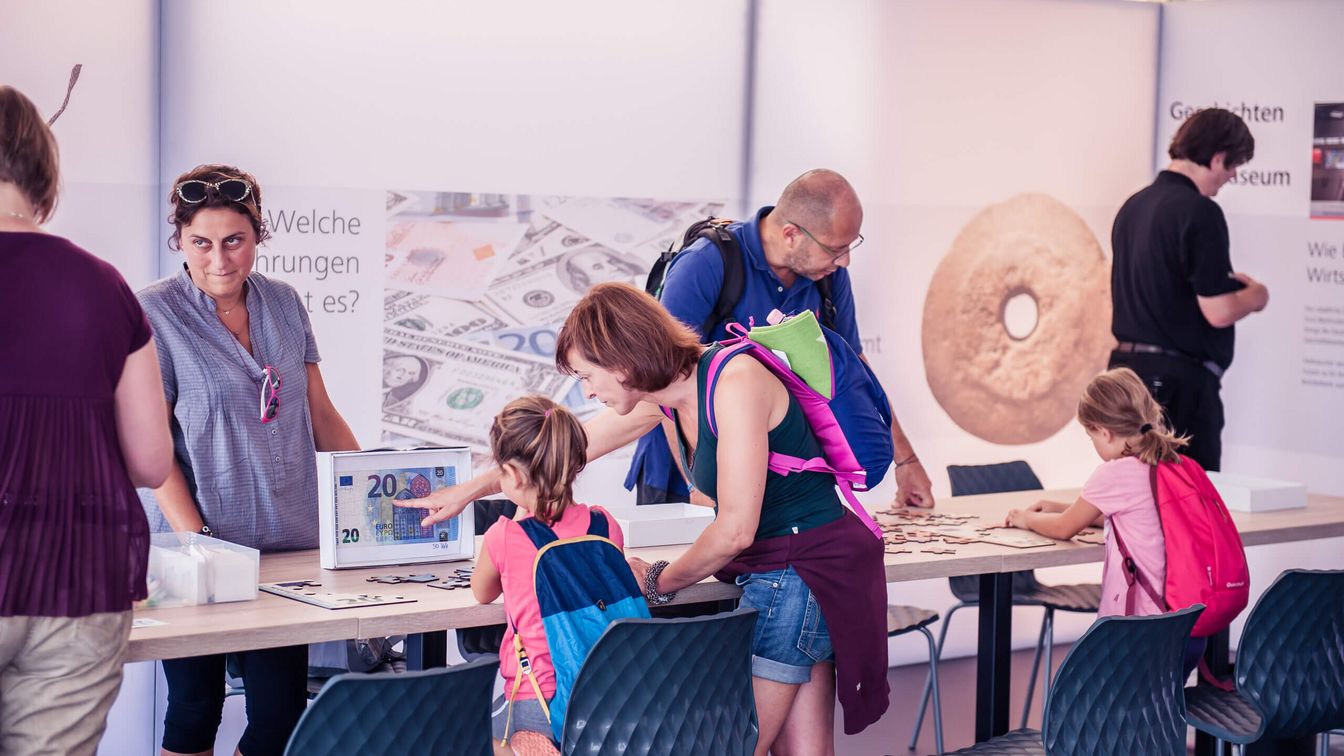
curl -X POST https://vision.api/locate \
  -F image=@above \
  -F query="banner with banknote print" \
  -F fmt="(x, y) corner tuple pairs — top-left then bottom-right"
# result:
(378, 191), (725, 467)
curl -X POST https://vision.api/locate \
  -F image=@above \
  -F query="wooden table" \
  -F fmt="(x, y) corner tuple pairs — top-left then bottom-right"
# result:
(129, 488), (1344, 745)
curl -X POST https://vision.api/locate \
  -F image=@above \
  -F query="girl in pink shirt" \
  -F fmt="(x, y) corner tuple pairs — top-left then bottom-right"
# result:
(1005, 368), (1206, 673)
(471, 396), (625, 756)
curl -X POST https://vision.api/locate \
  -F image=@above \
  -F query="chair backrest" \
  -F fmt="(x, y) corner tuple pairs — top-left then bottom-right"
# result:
(1234, 569), (1344, 738)
(283, 656), (498, 756)
(947, 461), (1043, 497)
(947, 461), (1045, 600)
(1042, 605), (1201, 756)
(561, 608), (758, 756)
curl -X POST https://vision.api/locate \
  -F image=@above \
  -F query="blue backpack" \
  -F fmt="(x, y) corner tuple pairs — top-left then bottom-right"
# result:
(503, 509), (650, 744)
(697, 315), (893, 539)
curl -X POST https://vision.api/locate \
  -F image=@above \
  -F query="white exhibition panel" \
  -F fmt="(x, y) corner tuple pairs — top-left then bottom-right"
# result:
(0, 0), (160, 287)
(754, 0), (1161, 497)
(1159, 0), (1344, 498)
(158, 0), (748, 201)
(753, 0), (1160, 663)
(154, 0), (751, 461)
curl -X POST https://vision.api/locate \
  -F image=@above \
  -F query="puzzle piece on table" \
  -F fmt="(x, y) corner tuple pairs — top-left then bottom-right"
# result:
(1073, 529), (1106, 545)
(940, 536), (978, 545)
(884, 547), (912, 555)
(920, 548), (957, 555)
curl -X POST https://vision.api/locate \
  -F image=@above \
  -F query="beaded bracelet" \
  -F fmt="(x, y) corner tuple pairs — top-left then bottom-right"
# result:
(644, 560), (677, 605)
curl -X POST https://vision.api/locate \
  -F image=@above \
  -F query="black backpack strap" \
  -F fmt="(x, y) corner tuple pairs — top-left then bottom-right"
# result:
(644, 248), (678, 298)
(814, 275), (838, 332)
(701, 222), (745, 339)
(585, 508), (610, 538)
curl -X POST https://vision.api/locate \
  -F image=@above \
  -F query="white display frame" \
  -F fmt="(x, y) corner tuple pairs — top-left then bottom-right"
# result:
(317, 448), (474, 569)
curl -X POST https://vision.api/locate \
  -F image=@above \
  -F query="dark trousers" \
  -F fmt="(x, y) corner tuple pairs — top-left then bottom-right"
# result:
(161, 645), (308, 756)
(1108, 351), (1224, 472)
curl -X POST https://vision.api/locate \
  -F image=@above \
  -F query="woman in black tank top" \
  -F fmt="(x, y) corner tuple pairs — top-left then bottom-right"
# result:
(415, 282), (890, 753)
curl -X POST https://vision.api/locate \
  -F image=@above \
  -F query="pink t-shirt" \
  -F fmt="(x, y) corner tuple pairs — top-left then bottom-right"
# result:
(1082, 457), (1167, 617)
(481, 503), (624, 700)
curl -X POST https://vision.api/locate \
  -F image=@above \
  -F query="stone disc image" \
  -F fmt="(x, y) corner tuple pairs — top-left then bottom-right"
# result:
(921, 193), (1113, 445)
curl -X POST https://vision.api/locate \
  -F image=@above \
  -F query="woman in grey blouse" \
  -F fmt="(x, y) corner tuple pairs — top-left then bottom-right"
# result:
(138, 164), (358, 756)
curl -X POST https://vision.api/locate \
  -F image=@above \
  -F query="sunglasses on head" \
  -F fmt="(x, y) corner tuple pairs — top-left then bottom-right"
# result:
(176, 179), (253, 205)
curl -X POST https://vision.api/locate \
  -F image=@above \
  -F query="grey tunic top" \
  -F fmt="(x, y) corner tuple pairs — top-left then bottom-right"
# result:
(137, 266), (321, 552)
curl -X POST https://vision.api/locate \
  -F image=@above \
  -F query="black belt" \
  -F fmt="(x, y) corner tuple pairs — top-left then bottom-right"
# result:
(1114, 341), (1225, 379)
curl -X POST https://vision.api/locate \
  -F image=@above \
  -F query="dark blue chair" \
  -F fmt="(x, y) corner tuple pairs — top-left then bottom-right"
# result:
(945, 605), (1203, 755)
(912, 462), (1102, 747)
(561, 608), (758, 756)
(1184, 569), (1344, 756)
(282, 656), (498, 756)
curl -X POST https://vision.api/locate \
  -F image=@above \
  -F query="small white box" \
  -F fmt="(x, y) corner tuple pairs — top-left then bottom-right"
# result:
(1207, 472), (1308, 512)
(611, 503), (716, 548)
(142, 533), (260, 608)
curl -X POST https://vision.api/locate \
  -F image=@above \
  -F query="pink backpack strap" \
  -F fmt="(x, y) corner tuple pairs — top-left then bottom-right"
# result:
(702, 343), (883, 540)
(1110, 464), (1168, 615)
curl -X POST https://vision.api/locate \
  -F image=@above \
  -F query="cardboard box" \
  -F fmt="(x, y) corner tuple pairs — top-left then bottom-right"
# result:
(611, 503), (716, 547)
(1207, 472), (1307, 512)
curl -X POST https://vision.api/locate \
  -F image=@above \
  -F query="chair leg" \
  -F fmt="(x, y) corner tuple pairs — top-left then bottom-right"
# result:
(909, 603), (964, 750)
(918, 626), (945, 756)
(1019, 609), (1049, 729)
(1041, 609), (1055, 717)
(1318, 732), (1327, 756)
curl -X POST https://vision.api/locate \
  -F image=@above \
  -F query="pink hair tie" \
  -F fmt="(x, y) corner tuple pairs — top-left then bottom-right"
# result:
(544, 409), (553, 419)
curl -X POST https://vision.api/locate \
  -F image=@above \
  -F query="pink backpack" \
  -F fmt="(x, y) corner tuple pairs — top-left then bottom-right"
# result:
(1112, 454), (1250, 638)
(693, 322), (888, 540)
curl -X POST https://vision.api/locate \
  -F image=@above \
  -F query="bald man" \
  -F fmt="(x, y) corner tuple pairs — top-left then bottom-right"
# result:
(626, 169), (935, 509)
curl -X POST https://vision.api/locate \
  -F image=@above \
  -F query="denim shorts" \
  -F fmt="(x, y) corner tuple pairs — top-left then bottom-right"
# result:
(491, 694), (554, 742)
(735, 566), (834, 684)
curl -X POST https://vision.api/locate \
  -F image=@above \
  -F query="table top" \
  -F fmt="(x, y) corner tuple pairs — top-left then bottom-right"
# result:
(128, 488), (1344, 662)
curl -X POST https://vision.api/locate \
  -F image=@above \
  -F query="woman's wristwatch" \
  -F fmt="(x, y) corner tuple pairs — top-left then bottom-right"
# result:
(643, 560), (677, 605)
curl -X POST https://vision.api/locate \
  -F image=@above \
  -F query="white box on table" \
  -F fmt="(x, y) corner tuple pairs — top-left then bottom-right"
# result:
(610, 503), (715, 548)
(1207, 472), (1307, 512)
(143, 532), (260, 608)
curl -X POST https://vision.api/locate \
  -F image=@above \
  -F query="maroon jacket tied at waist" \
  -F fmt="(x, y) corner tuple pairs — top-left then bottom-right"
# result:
(715, 509), (890, 734)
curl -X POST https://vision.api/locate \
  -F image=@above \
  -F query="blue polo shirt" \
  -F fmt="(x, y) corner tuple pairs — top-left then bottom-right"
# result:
(626, 206), (866, 497)
(659, 206), (864, 349)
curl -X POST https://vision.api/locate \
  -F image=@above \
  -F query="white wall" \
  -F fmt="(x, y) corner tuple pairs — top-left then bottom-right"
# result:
(752, 0), (1161, 663)
(0, 0), (160, 287)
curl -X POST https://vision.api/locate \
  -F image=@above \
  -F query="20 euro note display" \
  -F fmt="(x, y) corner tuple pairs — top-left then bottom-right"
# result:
(318, 448), (475, 569)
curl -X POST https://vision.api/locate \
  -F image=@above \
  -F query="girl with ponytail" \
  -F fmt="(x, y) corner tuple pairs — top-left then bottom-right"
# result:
(1004, 368), (1207, 671)
(470, 395), (626, 755)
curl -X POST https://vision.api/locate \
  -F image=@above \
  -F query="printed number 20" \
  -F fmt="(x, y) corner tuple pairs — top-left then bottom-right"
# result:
(366, 474), (398, 498)
(341, 528), (360, 544)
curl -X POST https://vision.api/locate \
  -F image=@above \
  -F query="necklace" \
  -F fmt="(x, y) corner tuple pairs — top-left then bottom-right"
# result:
(217, 303), (246, 336)
(2, 210), (27, 220)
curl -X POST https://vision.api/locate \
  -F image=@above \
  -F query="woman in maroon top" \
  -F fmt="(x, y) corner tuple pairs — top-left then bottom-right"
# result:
(0, 85), (172, 756)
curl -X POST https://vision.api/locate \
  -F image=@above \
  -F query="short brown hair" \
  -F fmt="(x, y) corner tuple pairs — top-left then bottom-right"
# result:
(0, 86), (60, 223)
(555, 282), (702, 392)
(1077, 368), (1188, 466)
(490, 395), (587, 525)
(1169, 108), (1254, 169)
(167, 164), (270, 250)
